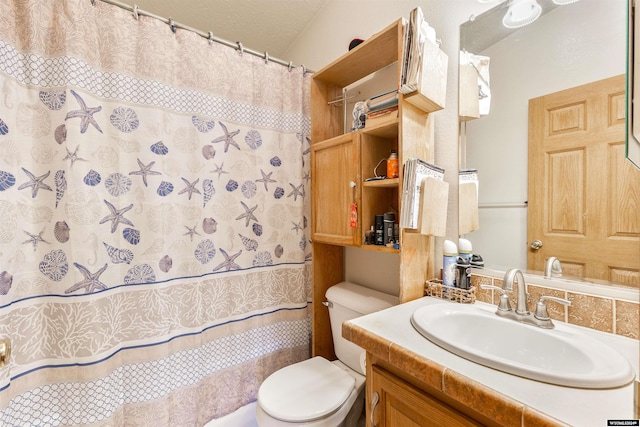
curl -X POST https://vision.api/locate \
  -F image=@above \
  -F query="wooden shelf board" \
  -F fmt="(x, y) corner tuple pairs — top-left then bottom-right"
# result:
(361, 244), (400, 254)
(363, 118), (399, 138)
(312, 19), (403, 87)
(363, 177), (399, 188)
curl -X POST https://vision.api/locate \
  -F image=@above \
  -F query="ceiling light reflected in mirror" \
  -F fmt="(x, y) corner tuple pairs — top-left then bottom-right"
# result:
(503, 0), (542, 28)
(479, 0), (581, 29)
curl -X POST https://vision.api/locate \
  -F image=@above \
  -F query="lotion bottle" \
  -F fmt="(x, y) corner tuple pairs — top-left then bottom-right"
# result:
(443, 240), (458, 287)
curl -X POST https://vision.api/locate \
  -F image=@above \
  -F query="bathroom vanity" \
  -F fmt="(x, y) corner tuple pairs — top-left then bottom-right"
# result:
(343, 297), (639, 427)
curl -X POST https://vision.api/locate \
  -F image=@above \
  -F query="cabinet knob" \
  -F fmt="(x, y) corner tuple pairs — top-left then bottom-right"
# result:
(349, 181), (356, 188)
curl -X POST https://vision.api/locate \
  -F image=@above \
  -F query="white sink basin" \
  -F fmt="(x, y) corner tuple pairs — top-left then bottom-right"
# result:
(411, 302), (635, 389)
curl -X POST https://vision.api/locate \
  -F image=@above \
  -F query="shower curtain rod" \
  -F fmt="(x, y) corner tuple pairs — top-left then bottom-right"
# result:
(94, 0), (310, 73)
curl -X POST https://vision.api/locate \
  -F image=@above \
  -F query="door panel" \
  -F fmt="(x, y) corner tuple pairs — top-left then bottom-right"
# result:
(547, 148), (585, 234)
(370, 365), (480, 427)
(311, 133), (360, 245)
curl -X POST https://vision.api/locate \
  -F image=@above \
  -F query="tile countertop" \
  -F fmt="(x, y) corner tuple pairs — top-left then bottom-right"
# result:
(343, 296), (639, 427)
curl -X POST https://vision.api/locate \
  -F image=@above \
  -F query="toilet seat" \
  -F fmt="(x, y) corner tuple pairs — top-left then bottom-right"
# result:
(257, 357), (356, 423)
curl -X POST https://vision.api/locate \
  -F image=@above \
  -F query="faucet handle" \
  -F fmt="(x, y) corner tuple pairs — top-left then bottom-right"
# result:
(480, 284), (512, 312)
(534, 295), (571, 321)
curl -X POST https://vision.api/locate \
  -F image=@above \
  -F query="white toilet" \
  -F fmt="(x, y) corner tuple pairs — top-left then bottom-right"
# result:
(256, 281), (398, 427)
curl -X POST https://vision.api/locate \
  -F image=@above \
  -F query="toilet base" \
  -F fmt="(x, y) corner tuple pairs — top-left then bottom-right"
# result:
(342, 388), (365, 427)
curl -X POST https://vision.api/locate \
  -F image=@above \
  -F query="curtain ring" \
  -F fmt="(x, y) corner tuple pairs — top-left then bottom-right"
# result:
(132, 4), (139, 21)
(208, 31), (215, 44)
(91, 0), (97, 6)
(301, 65), (307, 75)
(264, 52), (269, 65)
(168, 17), (176, 33)
(236, 41), (244, 55)
(288, 61), (294, 72)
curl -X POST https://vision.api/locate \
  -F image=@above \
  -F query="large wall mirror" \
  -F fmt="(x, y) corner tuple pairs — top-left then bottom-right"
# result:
(459, 0), (640, 289)
(630, 0), (640, 167)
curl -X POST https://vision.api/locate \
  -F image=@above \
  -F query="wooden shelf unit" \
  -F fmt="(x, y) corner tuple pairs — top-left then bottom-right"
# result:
(310, 18), (446, 360)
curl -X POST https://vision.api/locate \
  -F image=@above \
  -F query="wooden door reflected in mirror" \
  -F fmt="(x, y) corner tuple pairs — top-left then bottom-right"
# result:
(528, 75), (640, 286)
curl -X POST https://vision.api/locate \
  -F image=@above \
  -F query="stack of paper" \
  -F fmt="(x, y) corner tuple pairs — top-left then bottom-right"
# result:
(366, 89), (398, 113)
(365, 89), (399, 127)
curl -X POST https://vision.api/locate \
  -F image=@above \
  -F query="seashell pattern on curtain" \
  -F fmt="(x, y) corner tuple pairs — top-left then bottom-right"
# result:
(0, 0), (312, 425)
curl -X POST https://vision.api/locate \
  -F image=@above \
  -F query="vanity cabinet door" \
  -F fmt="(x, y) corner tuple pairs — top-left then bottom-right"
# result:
(311, 133), (360, 246)
(370, 366), (480, 427)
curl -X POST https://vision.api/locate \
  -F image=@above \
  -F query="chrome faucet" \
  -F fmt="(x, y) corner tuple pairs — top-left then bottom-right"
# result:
(481, 268), (571, 329)
(502, 268), (529, 315)
(544, 257), (563, 278)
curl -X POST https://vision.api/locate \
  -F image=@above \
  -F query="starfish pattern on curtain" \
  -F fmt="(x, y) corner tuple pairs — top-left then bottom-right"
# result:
(0, 0), (312, 425)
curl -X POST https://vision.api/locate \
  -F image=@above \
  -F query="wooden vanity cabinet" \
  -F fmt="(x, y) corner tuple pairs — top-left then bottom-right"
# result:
(370, 365), (481, 427)
(310, 18), (445, 359)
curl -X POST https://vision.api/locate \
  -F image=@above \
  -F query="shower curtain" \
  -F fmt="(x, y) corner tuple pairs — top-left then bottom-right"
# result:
(0, 1), (311, 425)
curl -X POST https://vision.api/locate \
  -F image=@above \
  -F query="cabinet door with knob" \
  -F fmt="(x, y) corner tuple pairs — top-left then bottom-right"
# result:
(369, 365), (480, 427)
(311, 133), (360, 246)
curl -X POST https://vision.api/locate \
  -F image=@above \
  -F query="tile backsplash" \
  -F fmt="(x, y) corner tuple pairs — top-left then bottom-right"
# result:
(472, 273), (640, 339)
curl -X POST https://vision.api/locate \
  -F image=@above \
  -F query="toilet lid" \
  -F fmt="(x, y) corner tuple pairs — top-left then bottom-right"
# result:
(258, 357), (356, 422)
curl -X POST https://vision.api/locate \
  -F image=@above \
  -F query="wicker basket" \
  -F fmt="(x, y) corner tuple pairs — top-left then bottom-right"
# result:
(425, 279), (476, 304)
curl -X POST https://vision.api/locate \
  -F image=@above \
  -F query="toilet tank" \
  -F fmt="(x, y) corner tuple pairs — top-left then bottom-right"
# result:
(325, 282), (398, 375)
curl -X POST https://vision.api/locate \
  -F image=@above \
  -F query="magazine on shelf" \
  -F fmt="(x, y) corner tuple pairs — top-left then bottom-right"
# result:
(400, 7), (437, 95)
(366, 89), (399, 112)
(400, 158), (445, 229)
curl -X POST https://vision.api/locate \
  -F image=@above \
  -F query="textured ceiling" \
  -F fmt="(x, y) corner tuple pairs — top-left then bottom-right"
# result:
(117, 0), (329, 58)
